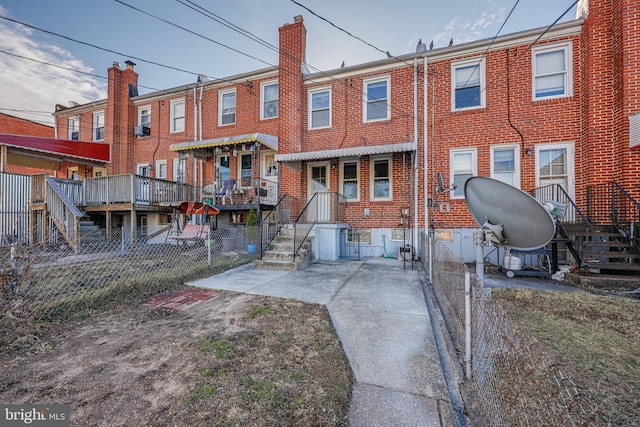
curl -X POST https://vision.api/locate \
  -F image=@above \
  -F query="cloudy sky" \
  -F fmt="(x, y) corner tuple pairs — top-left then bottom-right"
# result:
(0, 0), (578, 128)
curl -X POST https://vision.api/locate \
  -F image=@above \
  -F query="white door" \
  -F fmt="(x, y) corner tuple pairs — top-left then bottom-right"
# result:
(308, 162), (330, 222)
(535, 143), (575, 199)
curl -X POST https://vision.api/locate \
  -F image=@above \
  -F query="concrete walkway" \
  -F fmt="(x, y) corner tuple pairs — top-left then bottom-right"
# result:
(188, 257), (457, 427)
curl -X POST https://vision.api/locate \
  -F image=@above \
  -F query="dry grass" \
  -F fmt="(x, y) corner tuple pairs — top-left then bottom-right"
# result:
(492, 288), (640, 426)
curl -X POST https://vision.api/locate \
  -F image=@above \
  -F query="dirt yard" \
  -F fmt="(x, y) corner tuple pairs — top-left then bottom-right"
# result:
(0, 290), (352, 426)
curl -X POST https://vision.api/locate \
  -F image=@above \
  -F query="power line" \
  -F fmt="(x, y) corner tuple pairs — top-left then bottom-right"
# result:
(0, 15), (216, 82)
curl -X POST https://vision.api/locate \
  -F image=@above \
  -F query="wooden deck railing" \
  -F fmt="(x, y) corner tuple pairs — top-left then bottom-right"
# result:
(46, 176), (83, 251)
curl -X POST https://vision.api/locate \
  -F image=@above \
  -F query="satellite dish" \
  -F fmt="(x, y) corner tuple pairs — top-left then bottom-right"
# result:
(464, 177), (555, 251)
(437, 172), (445, 193)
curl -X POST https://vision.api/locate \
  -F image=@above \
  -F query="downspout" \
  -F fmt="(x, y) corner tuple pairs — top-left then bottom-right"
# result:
(413, 58), (420, 254)
(192, 83), (198, 201)
(199, 83), (204, 192)
(423, 57), (432, 283)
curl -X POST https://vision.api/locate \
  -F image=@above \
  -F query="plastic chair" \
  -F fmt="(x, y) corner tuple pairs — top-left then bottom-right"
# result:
(216, 179), (235, 205)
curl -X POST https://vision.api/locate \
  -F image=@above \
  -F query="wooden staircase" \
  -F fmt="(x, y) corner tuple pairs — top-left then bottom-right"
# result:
(254, 225), (312, 271)
(563, 223), (640, 273)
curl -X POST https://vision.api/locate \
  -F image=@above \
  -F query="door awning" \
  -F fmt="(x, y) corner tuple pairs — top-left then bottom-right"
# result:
(274, 141), (416, 162)
(170, 132), (278, 152)
(0, 133), (110, 171)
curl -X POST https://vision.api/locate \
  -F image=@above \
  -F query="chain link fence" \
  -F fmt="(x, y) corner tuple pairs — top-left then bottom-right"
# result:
(418, 233), (602, 426)
(1, 225), (259, 342)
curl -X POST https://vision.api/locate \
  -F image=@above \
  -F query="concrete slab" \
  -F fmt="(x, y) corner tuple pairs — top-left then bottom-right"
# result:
(349, 383), (442, 427)
(186, 257), (452, 426)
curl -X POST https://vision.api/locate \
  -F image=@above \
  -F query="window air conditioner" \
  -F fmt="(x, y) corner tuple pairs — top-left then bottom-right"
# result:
(134, 125), (151, 136)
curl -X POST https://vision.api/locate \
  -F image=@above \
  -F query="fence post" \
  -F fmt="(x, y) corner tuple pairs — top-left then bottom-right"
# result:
(464, 271), (472, 380)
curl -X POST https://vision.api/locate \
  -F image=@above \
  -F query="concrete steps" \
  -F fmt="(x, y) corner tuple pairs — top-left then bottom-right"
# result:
(255, 226), (312, 271)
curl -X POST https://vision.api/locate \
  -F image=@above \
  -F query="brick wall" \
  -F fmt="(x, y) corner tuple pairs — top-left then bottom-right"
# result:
(0, 113), (56, 175)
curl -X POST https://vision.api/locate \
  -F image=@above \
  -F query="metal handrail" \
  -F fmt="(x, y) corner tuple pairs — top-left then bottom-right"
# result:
(611, 182), (640, 252)
(260, 194), (297, 256)
(46, 176), (83, 251)
(292, 193), (318, 261)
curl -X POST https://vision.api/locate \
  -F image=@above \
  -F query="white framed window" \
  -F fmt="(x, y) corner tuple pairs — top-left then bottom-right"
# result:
(155, 160), (167, 179)
(173, 158), (185, 183)
(532, 42), (573, 100)
(370, 156), (392, 201)
(137, 163), (150, 176)
(490, 144), (520, 188)
(450, 148), (477, 199)
(170, 99), (185, 133)
(340, 159), (360, 201)
(309, 86), (331, 129)
(93, 111), (105, 141)
(138, 105), (151, 126)
(535, 142), (575, 200)
(452, 57), (485, 110)
(219, 88), (236, 125)
(363, 76), (390, 122)
(68, 117), (79, 140)
(261, 81), (278, 119)
(263, 152), (277, 178)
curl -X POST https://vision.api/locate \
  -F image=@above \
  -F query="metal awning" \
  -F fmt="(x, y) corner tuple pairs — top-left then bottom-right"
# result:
(274, 141), (416, 162)
(170, 132), (278, 152)
(0, 133), (110, 171)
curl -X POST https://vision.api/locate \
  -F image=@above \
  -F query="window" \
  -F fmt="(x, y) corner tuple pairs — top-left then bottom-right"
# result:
(533, 43), (572, 100)
(173, 158), (185, 183)
(491, 145), (520, 188)
(370, 156), (391, 200)
(263, 153), (277, 177)
(309, 87), (331, 129)
(68, 117), (79, 140)
(452, 58), (485, 110)
(219, 89), (236, 125)
(341, 159), (359, 201)
(93, 111), (104, 141)
(139, 105), (151, 126)
(363, 76), (390, 122)
(137, 163), (150, 176)
(219, 155), (230, 183)
(155, 160), (167, 179)
(240, 153), (252, 187)
(170, 99), (185, 133)
(261, 81), (278, 119)
(450, 149), (477, 199)
(347, 228), (371, 244)
(535, 143), (574, 199)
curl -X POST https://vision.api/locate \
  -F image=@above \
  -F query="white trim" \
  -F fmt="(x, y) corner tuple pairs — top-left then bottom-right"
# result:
(451, 57), (486, 111)
(450, 148), (477, 200)
(490, 144), (520, 188)
(92, 110), (105, 141)
(155, 159), (167, 179)
(340, 158), (360, 202)
(138, 105), (151, 126)
(369, 155), (392, 201)
(136, 162), (150, 176)
(535, 141), (575, 200)
(237, 150), (253, 188)
(170, 99), (185, 133)
(218, 88), (236, 126)
(68, 116), (79, 140)
(630, 113), (640, 148)
(260, 80), (279, 120)
(275, 141), (415, 162)
(307, 161), (331, 195)
(363, 75), (391, 122)
(173, 157), (185, 183)
(532, 41), (573, 101)
(308, 86), (332, 129)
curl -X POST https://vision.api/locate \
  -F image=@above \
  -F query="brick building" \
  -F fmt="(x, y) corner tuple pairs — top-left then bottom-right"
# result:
(0, 113), (56, 175)
(50, 0), (640, 262)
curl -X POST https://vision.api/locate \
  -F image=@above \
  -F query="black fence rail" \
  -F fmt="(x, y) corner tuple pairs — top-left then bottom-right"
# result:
(587, 181), (640, 252)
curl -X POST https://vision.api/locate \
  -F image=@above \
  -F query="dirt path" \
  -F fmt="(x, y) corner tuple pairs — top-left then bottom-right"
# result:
(0, 290), (352, 426)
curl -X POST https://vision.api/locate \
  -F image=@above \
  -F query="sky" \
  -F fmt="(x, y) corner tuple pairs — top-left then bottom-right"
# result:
(0, 0), (579, 128)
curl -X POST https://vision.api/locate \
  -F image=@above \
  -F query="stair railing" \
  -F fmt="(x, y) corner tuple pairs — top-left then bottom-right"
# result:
(45, 176), (83, 251)
(531, 184), (592, 266)
(260, 194), (298, 257)
(610, 182), (640, 252)
(292, 193), (318, 261)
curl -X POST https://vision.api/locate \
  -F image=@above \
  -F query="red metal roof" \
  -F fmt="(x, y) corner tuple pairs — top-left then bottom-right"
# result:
(0, 133), (110, 163)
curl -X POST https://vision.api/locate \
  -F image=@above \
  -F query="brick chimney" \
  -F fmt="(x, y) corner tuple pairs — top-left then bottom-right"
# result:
(107, 60), (139, 174)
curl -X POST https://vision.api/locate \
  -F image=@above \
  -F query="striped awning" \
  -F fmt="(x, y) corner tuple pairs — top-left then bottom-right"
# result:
(275, 141), (416, 162)
(170, 132), (278, 152)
